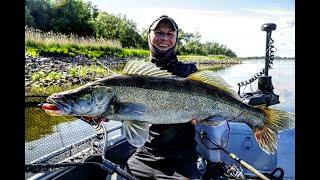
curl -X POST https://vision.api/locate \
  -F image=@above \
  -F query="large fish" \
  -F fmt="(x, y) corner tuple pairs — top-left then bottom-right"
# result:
(42, 60), (295, 154)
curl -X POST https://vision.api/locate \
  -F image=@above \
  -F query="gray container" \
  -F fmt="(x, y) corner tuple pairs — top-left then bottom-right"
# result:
(195, 120), (277, 173)
(195, 119), (229, 163)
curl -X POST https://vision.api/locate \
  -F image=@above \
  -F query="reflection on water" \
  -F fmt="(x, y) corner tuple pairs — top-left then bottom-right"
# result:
(25, 107), (76, 142)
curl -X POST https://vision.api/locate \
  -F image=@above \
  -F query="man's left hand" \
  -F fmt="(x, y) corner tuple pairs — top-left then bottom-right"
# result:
(190, 118), (197, 125)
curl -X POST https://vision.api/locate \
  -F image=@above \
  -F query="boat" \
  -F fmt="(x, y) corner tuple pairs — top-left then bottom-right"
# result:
(25, 117), (294, 180)
(25, 22), (294, 180)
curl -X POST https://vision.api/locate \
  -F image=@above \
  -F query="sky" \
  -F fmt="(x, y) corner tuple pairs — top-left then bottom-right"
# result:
(85, 0), (295, 57)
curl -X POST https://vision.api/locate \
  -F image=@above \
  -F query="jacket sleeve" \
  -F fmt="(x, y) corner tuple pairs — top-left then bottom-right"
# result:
(159, 60), (198, 78)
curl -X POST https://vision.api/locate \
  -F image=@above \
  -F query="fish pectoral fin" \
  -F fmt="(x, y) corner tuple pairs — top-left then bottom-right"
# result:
(123, 121), (151, 147)
(117, 102), (147, 116)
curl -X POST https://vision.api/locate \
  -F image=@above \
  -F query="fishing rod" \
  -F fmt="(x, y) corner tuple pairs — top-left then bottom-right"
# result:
(199, 130), (270, 180)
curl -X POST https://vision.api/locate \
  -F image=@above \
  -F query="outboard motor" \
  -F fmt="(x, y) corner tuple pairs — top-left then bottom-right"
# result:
(238, 23), (280, 107)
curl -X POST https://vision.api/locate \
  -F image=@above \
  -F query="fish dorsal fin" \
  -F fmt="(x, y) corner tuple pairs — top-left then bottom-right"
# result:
(187, 70), (240, 99)
(122, 121), (151, 147)
(122, 60), (177, 77)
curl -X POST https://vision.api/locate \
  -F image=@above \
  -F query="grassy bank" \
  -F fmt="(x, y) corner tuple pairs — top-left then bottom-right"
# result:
(178, 54), (234, 61)
(26, 27), (239, 62)
(26, 27), (149, 59)
(25, 84), (84, 96)
(25, 28), (241, 90)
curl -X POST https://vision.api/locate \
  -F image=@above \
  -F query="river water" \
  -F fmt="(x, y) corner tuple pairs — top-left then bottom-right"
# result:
(25, 59), (295, 174)
(215, 59), (295, 113)
(215, 59), (295, 178)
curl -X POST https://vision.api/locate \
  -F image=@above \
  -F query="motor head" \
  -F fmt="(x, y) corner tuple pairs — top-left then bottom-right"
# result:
(261, 23), (277, 32)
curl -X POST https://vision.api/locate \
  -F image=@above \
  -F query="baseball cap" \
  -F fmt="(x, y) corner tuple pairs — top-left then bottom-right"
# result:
(149, 15), (178, 32)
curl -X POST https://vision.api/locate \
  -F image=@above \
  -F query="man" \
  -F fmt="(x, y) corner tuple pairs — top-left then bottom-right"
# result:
(125, 15), (200, 180)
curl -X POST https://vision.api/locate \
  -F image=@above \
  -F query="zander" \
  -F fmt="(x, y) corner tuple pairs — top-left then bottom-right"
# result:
(42, 60), (295, 154)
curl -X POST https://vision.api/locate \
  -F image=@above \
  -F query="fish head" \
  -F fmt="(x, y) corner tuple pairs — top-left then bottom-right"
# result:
(45, 84), (114, 117)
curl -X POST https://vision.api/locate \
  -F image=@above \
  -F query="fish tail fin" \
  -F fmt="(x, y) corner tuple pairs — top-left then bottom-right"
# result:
(253, 106), (295, 154)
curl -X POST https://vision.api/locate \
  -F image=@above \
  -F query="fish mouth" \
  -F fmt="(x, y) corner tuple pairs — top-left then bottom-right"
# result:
(42, 100), (71, 116)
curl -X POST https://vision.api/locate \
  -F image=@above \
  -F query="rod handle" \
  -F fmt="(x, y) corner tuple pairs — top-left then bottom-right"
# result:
(230, 153), (270, 180)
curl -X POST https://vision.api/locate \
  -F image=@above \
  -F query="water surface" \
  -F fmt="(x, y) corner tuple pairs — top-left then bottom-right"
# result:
(215, 59), (295, 113)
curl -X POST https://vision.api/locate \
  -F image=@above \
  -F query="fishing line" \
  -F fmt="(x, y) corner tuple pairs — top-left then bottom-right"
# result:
(198, 120), (231, 150)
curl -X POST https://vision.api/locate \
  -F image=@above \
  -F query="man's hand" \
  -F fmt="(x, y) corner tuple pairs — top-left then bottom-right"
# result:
(190, 118), (198, 125)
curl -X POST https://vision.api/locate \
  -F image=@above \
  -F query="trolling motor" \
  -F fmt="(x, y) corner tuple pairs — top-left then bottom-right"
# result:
(238, 23), (280, 107)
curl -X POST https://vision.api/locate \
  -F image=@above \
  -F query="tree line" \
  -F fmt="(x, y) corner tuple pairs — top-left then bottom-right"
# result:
(25, 0), (237, 57)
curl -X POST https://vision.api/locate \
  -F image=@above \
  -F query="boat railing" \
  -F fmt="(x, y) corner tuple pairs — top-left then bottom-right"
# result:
(26, 122), (125, 180)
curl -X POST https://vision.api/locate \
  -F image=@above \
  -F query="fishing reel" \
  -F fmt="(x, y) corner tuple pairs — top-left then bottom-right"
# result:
(238, 23), (280, 107)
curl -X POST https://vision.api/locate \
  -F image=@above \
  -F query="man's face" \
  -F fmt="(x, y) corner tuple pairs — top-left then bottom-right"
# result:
(149, 21), (177, 52)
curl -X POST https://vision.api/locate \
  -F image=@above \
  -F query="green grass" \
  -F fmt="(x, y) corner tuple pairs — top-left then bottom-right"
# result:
(68, 67), (78, 77)
(25, 26), (122, 49)
(178, 55), (237, 62)
(31, 71), (46, 82)
(25, 84), (83, 96)
(25, 27), (149, 59)
(31, 71), (63, 82)
(46, 72), (63, 80)
(28, 64), (119, 87)
(25, 27), (239, 62)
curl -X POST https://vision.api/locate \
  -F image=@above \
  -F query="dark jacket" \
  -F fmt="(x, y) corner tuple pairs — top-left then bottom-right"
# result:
(151, 59), (197, 78)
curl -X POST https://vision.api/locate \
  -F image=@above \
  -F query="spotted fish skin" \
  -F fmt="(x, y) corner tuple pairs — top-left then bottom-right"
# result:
(45, 60), (295, 154)
(92, 74), (265, 128)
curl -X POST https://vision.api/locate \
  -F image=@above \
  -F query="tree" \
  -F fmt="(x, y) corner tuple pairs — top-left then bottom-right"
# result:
(25, 0), (52, 31)
(176, 30), (207, 55)
(50, 0), (95, 36)
(25, 6), (36, 27)
(93, 12), (121, 40)
(93, 13), (145, 48)
(139, 28), (149, 49)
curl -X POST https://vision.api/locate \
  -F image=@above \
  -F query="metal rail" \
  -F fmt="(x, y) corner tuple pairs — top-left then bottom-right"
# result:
(27, 123), (125, 180)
